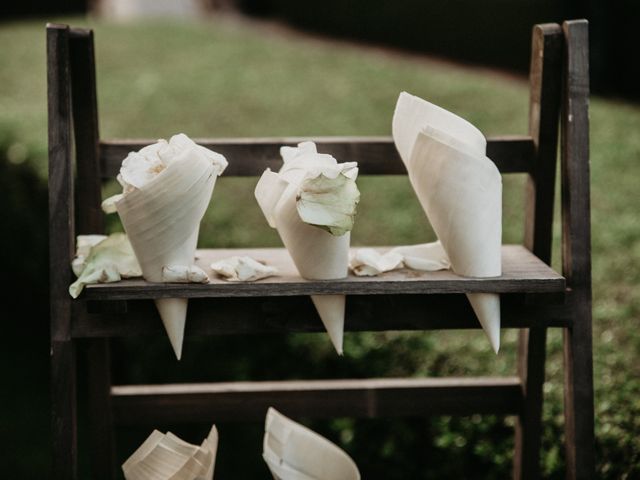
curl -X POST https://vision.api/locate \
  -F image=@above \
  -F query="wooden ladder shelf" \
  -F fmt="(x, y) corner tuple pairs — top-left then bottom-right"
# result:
(47, 20), (594, 479)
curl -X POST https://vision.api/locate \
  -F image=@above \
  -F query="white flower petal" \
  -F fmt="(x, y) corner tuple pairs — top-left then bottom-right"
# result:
(211, 256), (278, 282)
(162, 265), (209, 283)
(349, 248), (404, 276)
(69, 233), (142, 298)
(296, 172), (360, 236)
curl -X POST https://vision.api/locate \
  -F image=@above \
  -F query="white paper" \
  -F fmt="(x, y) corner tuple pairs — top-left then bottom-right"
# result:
(392, 92), (502, 352)
(123, 426), (218, 480)
(263, 408), (360, 480)
(255, 142), (359, 354)
(104, 134), (227, 360)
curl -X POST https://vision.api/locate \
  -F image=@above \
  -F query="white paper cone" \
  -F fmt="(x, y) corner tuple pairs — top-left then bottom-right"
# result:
(274, 184), (349, 354)
(409, 128), (502, 352)
(116, 154), (216, 360)
(392, 91), (486, 168)
(263, 408), (360, 480)
(310, 295), (346, 355)
(154, 298), (187, 360)
(393, 93), (502, 352)
(122, 426), (218, 480)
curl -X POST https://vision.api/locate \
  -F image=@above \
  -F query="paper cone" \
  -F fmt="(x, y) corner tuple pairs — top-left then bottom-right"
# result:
(123, 425), (218, 480)
(392, 91), (486, 167)
(310, 295), (346, 355)
(116, 154), (216, 360)
(273, 183), (350, 355)
(393, 92), (502, 352)
(263, 408), (360, 480)
(255, 143), (358, 356)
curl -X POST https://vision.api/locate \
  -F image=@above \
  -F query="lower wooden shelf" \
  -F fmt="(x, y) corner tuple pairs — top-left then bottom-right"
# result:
(111, 376), (523, 425)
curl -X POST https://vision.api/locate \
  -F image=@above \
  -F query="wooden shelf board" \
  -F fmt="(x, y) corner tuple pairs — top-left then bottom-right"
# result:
(82, 245), (564, 300)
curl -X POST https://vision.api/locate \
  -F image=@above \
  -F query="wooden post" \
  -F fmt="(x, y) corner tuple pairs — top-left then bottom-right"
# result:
(514, 23), (563, 480)
(68, 28), (117, 480)
(47, 23), (78, 480)
(561, 19), (594, 480)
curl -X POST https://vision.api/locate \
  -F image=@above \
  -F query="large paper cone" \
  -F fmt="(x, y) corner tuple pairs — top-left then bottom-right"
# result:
(116, 155), (216, 360)
(263, 408), (360, 480)
(274, 183), (350, 355)
(392, 91), (486, 167)
(255, 144), (357, 356)
(393, 92), (502, 352)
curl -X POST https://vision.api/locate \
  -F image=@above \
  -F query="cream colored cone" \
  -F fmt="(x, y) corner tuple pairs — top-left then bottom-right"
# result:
(467, 293), (501, 354)
(116, 155), (216, 360)
(273, 184), (350, 355)
(392, 91), (486, 170)
(408, 128), (502, 352)
(311, 295), (345, 355)
(122, 425), (218, 480)
(393, 92), (502, 352)
(154, 298), (187, 360)
(263, 408), (360, 480)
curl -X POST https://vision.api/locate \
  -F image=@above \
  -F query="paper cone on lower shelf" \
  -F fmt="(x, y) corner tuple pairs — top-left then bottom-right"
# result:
(123, 425), (218, 480)
(393, 93), (502, 352)
(106, 134), (227, 360)
(255, 142), (359, 355)
(263, 408), (360, 480)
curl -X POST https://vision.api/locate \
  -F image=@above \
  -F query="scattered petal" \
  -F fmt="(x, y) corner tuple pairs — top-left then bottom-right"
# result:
(69, 233), (142, 298)
(211, 256), (278, 282)
(390, 241), (451, 271)
(162, 265), (209, 283)
(296, 173), (360, 236)
(349, 248), (403, 276)
(122, 425), (218, 480)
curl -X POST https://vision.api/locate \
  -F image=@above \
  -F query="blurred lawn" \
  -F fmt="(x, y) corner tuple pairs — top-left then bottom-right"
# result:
(1, 15), (638, 479)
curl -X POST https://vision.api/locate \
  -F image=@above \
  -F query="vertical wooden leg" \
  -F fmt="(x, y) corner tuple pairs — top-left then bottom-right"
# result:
(563, 293), (595, 480)
(87, 338), (117, 480)
(51, 340), (78, 480)
(514, 327), (546, 480)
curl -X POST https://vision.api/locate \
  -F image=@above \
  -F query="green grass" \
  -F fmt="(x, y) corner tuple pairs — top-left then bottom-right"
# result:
(1, 15), (639, 478)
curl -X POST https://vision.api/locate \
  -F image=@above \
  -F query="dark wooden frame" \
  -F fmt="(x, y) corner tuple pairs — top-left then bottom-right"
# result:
(47, 20), (594, 479)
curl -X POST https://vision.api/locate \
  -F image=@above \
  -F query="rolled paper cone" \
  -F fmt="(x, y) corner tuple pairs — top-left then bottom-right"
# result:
(263, 408), (360, 480)
(122, 426), (218, 480)
(116, 154), (216, 360)
(311, 295), (346, 355)
(122, 430), (165, 479)
(467, 293), (501, 355)
(274, 184), (350, 355)
(408, 126), (502, 352)
(392, 91), (486, 168)
(203, 426), (219, 480)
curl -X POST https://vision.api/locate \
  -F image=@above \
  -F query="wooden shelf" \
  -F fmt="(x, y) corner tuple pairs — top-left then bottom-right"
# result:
(111, 377), (523, 425)
(82, 245), (564, 300)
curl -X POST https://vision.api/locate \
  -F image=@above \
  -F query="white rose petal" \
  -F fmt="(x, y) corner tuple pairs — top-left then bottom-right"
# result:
(69, 233), (142, 298)
(349, 248), (404, 276)
(210, 256), (278, 282)
(162, 265), (209, 283)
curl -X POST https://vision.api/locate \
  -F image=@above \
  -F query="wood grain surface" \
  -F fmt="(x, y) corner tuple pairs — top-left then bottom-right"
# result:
(81, 245), (564, 300)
